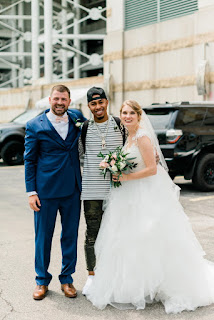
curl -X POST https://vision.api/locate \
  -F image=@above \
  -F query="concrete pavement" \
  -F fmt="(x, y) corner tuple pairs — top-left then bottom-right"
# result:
(0, 163), (214, 320)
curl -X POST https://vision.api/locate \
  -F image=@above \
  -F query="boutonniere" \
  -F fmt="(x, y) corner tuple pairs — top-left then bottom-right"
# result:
(74, 118), (83, 129)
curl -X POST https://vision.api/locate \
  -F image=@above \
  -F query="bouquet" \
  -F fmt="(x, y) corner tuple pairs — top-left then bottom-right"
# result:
(98, 146), (137, 187)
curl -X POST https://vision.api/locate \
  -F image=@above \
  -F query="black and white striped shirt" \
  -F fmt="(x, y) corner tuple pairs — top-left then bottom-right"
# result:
(81, 116), (123, 200)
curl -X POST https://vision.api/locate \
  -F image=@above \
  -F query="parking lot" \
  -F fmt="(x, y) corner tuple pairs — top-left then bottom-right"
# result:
(0, 162), (214, 320)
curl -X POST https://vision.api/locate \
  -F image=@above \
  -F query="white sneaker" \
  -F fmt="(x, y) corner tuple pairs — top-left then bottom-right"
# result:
(82, 275), (94, 295)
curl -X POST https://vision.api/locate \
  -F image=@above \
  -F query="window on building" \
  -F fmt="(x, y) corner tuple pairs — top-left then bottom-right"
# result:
(125, 0), (198, 30)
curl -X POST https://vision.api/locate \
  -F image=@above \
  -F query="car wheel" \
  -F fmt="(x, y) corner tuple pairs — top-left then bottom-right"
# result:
(1, 141), (24, 165)
(192, 154), (214, 191)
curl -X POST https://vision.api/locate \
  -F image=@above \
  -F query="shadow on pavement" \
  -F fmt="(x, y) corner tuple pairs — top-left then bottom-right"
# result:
(173, 176), (205, 194)
(177, 182), (198, 193)
(174, 177), (214, 195)
(0, 161), (7, 167)
(0, 160), (24, 168)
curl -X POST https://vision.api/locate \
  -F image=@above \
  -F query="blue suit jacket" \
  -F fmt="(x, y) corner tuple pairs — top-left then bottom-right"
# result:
(24, 109), (85, 199)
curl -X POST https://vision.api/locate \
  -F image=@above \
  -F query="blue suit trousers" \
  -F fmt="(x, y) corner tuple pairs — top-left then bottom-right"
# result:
(34, 189), (81, 285)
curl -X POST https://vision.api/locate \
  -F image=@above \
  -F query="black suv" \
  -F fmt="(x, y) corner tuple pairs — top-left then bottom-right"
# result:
(144, 102), (214, 191)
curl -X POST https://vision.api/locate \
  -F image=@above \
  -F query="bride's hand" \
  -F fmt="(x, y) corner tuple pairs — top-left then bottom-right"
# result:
(112, 173), (128, 182)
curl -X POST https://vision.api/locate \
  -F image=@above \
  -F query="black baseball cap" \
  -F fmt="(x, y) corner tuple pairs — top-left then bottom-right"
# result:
(87, 87), (107, 103)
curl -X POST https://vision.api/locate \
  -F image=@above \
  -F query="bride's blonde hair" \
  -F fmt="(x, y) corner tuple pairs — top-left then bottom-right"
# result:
(120, 100), (142, 121)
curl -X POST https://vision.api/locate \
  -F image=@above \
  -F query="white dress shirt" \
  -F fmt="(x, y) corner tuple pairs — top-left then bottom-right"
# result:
(27, 110), (69, 197)
(47, 110), (69, 140)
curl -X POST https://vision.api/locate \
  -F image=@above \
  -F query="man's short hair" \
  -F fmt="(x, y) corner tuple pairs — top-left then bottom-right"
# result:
(51, 85), (70, 98)
(87, 87), (107, 103)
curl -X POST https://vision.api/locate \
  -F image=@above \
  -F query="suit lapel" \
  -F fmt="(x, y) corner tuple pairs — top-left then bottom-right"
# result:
(40, 111), (66, 148)
(66, 111), (82, 148)
(70, 130), (81, 150)
(66, 114), (75, 141)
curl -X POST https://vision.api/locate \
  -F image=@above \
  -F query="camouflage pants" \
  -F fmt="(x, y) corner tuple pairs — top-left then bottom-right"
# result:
(83, 200), (104, 271)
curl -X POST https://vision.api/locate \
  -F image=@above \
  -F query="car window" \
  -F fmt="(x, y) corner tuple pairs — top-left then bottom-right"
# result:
(175, 108), (205, 127)
(12, 109), (43, 124)
(144, 109), (173, 129)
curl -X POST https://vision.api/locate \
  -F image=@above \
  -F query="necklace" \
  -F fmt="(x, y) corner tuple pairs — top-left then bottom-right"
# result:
(125, 126), (139, 149)
(93, 116), (111, 150)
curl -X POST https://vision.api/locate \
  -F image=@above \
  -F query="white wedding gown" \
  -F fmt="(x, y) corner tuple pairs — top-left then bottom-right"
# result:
(85, 129), (214, 314)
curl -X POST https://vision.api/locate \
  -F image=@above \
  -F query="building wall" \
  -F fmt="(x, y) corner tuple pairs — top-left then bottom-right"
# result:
(105, 0), (214, 115)
(0, 76), (104, 123)
(1, 1), (214, 122)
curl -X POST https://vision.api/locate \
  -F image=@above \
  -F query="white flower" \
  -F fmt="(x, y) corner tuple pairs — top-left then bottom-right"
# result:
(119, 161), (126, 170)
(75, 122), (82, 128)
(104, 155), (109, 161)
(111, 164), (118, 173)
(75, 118), (83, 128)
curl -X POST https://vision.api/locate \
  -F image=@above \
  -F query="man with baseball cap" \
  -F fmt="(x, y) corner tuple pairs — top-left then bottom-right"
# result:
(87, 86), (107, 103)
(80, 87), (125, 294)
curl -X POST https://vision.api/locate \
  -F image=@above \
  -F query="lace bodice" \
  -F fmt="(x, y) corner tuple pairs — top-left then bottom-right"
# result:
(124, 129), (151, 173)
(124, 144), (146, 172)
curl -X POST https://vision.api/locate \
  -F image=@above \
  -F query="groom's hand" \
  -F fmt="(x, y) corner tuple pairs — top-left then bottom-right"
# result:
(29, 195), (41, 212)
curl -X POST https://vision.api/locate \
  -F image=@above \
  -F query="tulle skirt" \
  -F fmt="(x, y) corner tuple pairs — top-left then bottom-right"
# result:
(85, 165), (214, 314)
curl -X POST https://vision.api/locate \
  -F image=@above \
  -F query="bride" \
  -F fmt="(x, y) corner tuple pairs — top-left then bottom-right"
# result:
(85, 100), (214, 314)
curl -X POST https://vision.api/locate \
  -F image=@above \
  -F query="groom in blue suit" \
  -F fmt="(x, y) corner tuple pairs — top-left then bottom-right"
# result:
(24, 85), (85, 300)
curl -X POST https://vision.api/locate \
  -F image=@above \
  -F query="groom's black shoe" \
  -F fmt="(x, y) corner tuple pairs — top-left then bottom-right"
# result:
(61, 283), (77, 298)
(33, 285), (48, 300)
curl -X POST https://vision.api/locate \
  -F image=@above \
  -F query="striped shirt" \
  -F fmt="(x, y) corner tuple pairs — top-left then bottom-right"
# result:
(81, 116), (123, 200)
